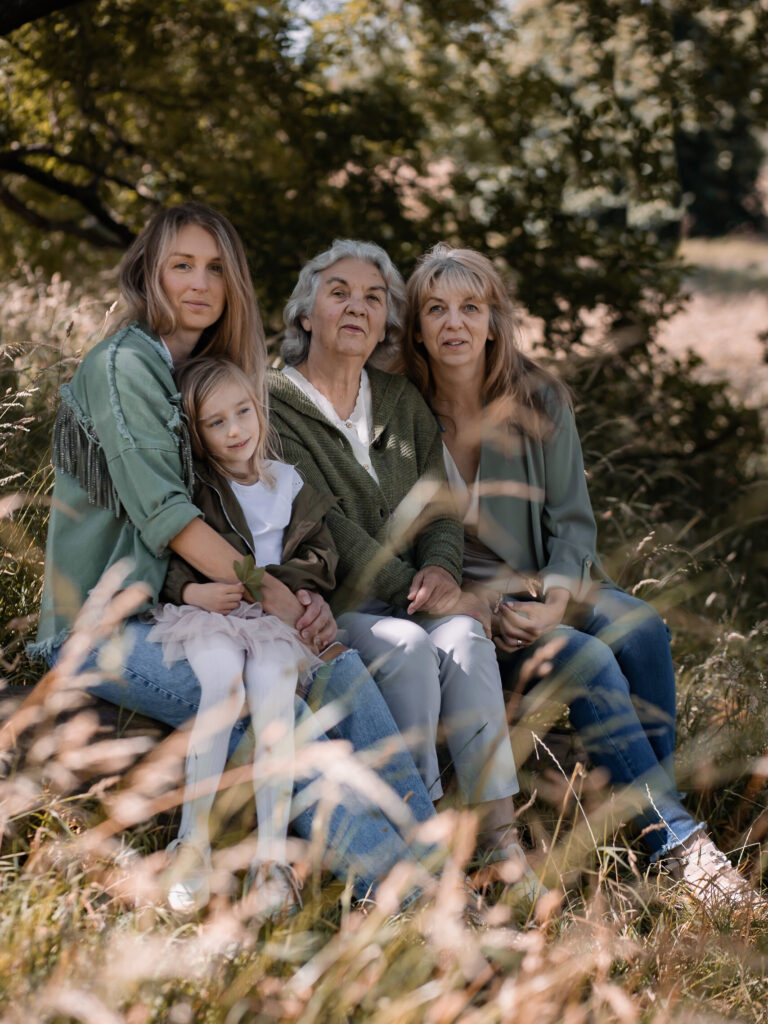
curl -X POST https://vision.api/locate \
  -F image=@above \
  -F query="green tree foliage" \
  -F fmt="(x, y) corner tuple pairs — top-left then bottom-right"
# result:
(341, 0), (689, 346)
(0, 0), (431, 322)
(0, 0), (766, 336)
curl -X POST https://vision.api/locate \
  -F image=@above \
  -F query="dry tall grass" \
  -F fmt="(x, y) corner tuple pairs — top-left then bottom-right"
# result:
(1, 262), (768, 1023)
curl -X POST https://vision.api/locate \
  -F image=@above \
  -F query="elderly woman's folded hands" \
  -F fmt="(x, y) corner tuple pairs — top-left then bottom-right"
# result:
(406, 568), (493, 640)
(405, 565), (461, 615)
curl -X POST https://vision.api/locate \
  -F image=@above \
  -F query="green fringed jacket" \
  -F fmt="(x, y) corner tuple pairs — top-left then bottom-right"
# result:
(31, 323), (201, 659)
(268, 366), (464, 612)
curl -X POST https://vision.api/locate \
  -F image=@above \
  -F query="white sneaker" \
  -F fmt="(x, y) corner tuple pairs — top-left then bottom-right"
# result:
(664, 833), (765, 909)
(244, 861), (303, 923)
(165, 840), (211, 915)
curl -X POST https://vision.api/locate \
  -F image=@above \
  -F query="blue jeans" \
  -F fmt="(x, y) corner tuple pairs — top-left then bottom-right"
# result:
(499, 587), (701, 859)
(49, 619), (436, 899)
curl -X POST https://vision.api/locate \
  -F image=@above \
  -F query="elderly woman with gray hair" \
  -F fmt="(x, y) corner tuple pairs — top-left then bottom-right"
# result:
(269, 239), (540, 893)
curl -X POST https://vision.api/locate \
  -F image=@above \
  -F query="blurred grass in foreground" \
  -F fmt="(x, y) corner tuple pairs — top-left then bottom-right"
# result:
(1, 270), (768, 1022)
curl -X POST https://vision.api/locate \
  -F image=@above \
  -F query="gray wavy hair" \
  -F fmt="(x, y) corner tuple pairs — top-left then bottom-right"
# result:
(282, 239), (406, 366)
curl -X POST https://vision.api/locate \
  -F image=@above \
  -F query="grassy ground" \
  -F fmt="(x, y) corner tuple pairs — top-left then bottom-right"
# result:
(1, 247), (768, 1023)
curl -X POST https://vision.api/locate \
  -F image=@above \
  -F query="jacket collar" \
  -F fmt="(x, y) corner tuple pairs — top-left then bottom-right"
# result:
(133, 321), (175, 372)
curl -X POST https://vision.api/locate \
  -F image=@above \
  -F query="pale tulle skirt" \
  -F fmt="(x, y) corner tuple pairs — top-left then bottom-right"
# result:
(148, 601), (321, 682)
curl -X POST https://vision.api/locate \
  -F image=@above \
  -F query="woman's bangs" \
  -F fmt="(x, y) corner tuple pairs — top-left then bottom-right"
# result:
(422, 262), (490, 306)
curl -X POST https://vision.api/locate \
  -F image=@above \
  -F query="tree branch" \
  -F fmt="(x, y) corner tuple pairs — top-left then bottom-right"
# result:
(0, 152), (135, 245)
(8, 145), (152, 196)
(0, 185), (133, 248)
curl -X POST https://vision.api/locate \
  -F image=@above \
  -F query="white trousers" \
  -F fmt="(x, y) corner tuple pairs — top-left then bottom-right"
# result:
(338, 608), (519, 803)
(178, 634), (298, 864)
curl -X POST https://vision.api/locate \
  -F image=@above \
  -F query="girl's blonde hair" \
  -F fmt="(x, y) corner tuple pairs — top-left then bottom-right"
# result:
(399, 243), (569, 437)
(176, 357), (275, 482)
(118, 202), (266, 384)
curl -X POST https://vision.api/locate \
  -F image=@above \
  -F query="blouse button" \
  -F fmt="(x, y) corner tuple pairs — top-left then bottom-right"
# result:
(346, 421), (353, 428)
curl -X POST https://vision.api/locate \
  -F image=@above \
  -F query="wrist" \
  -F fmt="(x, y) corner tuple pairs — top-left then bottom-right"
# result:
(544, 587), (570, 609)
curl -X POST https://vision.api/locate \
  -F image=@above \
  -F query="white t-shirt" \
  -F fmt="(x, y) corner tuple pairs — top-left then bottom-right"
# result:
(282, 365), (380, 484)
(228, 460), (303, 567)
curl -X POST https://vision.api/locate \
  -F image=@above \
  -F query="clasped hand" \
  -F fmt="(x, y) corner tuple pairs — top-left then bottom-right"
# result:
(184, 573), (337, 652)
(406, 567), (493, 638)
(406, 565), (461, 615)
(492, 589), (569, 653)
(260, 573), (337, 651)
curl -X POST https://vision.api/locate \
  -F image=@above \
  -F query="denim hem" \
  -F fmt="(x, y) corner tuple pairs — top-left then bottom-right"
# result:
(648, 821), (706, 864)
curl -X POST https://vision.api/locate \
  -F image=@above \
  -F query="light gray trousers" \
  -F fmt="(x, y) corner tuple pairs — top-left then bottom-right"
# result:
(337, 606), (520, 804)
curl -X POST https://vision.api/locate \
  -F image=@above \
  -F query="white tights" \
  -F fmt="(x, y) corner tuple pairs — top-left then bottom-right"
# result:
(177, 634), (298, 864)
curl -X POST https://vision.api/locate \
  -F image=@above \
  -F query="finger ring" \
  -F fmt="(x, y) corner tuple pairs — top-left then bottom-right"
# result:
(515, 639), (523, 646)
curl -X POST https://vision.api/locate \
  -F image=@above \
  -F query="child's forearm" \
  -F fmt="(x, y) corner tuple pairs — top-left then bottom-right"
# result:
(170, 520), (305, 626)
(260, 572), (303, 626)
(181, 581), (243, 614)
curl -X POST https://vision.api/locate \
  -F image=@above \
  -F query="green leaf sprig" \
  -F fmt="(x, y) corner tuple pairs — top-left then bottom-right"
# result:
(233, 554), (266, 602)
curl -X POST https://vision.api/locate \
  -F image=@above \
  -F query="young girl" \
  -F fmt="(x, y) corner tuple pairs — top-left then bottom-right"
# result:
(149, 356), (339, 915)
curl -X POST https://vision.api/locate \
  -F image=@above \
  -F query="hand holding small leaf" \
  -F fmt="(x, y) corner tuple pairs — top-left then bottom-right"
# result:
(233, 554), (265, 602)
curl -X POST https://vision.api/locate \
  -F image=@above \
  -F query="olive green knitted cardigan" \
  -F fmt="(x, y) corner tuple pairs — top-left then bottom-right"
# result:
(268, 366), (463, 612)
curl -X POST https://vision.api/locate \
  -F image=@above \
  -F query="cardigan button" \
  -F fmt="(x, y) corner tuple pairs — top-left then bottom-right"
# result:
(379, 507), (387, 518)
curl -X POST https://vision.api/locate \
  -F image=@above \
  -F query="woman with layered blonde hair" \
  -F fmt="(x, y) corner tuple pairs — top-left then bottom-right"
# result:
(402, 245), (567, 430)
(119, 201), (266, 382)
(400, 242), (762, 908)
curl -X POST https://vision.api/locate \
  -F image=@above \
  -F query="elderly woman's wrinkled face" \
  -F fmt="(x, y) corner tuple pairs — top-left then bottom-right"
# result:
(300, 258), (388, 365)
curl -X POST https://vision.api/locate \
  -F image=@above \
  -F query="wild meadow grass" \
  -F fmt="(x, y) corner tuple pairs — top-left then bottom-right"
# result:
(1, 267), (768, 1022)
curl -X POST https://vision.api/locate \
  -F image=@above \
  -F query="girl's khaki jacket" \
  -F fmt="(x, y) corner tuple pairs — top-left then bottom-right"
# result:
(160, 460), (338, 604)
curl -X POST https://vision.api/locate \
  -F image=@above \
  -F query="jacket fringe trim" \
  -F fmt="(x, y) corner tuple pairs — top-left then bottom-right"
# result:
(52, 389), (125, 519)
(52, 389), (195, 516)
(178, 417), (195, 494)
